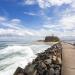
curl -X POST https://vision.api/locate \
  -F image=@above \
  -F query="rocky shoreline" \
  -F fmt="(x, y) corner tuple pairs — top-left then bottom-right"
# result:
(14, 42), (62, 75)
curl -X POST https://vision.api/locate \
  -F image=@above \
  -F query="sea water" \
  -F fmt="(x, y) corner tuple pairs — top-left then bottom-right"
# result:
(0, 41), (50, 75)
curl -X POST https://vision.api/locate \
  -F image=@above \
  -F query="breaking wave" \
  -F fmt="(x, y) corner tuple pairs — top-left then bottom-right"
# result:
(0, 44), (50, 75)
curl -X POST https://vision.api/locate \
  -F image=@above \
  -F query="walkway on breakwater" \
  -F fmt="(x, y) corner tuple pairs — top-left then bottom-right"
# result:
(62, 42), (75, 75)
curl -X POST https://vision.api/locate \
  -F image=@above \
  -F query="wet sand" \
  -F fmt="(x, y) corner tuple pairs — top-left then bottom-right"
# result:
(62, 42), (75, 75)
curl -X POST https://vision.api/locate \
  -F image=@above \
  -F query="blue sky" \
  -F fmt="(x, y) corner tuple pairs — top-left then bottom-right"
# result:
(0, 0), (75, 40)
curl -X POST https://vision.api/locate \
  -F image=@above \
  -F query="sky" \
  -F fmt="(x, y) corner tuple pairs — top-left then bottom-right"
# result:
(0, 0), (75, 41)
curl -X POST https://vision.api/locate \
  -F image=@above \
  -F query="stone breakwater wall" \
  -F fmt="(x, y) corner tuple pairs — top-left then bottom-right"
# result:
(14, 42), (62, 75)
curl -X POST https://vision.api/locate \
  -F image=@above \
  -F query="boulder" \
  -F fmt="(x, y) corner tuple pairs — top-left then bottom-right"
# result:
(14, 67), (24, 75)
(13, 42), (62, 75)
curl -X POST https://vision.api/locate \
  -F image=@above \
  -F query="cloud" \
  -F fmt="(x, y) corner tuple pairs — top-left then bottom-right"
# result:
(47, 0), (72, 6)
(24, 12), (38, 16)
(0, 16), (44, 40)
(43, 24), (57, 28)
(10, 19), (21, 24)
(23, 0), (72, 8)
(0, 28), (34, 37)
(1, 0), (75, 40)
(24, 0), (36, 5)
(42, 12), (75, 37)
(0, 19), (21, 30)
(0, 16), (7, 22)
(59, 15), (75, 30)
(0, 15), (75, 40)
(0, 16), (35, 38)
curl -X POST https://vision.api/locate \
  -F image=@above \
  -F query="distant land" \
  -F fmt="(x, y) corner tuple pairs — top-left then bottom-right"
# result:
(37, 36), (60, 42)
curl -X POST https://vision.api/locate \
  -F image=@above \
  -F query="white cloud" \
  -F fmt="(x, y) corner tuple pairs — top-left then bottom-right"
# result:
(0, 16), (35, 38)
(37, 0), (72, 8)
(40, 12), (75, 38)
(43, 24), (57, 28)
(24, 12), (37, 16)
(0, 16), (7, 22)
(23, 0), (72, 8)
(42, 12), (75, 37)
(70, 0), (75, 8)
(1, 2), (75, 41)
(59, 15), (75, 29)
(0, 28), (34, 36)
(24, 10), (46, 16)
(10, 19), (21, 24)
(24, 0), (36, 5)
(47, 0), (72, 6)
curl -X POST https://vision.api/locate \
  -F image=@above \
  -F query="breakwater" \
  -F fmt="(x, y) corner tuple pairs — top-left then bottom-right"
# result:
(14, 42), (62, 75)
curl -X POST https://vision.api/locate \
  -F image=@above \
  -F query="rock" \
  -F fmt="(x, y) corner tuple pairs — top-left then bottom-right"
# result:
(13, 42), (62, 75)
(14, 67), (24, 75)
(53, 55), (57, 61)
(33, 70), (37, 75)
(43, 69), (49, 75)
(73, 43), (75, 46)
(57, 57), (62, 65)
(54, 65), (60, 70)
(34, 61), (47, 75)
(24, 64), (35, 75)
(49, 67), (55, 75)
(54, 68), (60, 75)
(44, 59), (52, 65)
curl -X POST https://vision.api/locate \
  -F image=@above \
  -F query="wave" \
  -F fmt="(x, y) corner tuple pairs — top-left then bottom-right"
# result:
(0, 44), (50, 75)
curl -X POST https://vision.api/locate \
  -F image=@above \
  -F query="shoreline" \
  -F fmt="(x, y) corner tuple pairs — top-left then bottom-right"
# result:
(32, 41), (59, 45)
(13, 42), (62, 75)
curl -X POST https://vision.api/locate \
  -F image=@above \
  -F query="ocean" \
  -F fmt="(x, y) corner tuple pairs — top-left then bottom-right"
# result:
(0, 41), (50, 75)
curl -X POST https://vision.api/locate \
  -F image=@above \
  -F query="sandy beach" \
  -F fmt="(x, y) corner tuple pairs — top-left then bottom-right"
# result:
(62, 42), (75, 75)
(32, 41), (58, 45)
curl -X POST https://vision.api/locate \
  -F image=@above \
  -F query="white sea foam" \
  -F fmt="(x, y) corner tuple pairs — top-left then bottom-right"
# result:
(0, 44), (50, 75)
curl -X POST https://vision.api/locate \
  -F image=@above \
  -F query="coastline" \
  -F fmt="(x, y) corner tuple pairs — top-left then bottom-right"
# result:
(32, 41), (58, 45)
(13, 42), (62, 75)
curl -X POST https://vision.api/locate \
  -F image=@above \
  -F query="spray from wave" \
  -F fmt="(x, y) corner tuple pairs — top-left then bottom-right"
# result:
(0, 43), (50, 75)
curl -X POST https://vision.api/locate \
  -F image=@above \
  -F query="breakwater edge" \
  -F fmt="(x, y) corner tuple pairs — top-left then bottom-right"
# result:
(14, 42), (62, 75)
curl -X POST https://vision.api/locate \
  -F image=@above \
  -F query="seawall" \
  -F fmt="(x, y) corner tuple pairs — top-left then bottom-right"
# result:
(13, 42), (62, 75)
